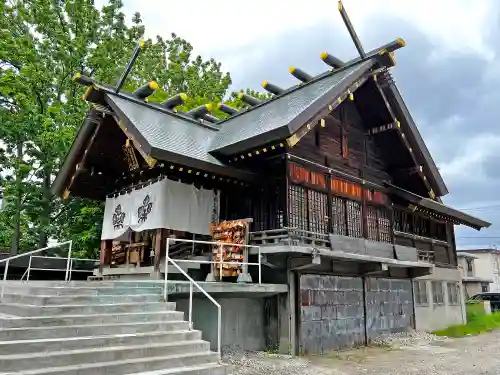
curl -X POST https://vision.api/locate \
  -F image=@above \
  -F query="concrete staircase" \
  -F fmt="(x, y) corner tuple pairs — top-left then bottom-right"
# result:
(0, 281), (228, 375)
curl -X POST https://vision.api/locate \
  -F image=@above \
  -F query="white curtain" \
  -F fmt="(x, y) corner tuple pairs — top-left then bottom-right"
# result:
(101, 178), (218, 240)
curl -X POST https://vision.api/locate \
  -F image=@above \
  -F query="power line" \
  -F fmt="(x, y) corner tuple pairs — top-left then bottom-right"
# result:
(456, 236), (500, 239)
(458, 205), (500, 211)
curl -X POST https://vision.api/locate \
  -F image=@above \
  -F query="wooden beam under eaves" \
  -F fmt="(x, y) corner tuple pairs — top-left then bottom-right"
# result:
(390, 166), (423, 177)
(286, 75), (369, 147)
(63, 121), (102, 200)
(373, 76), (397, 119)
(368, 120), (400, 135)
(113, 115), (157, 168)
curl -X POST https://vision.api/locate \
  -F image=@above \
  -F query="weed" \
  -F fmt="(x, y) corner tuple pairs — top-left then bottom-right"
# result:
(433, 303), (500, 338)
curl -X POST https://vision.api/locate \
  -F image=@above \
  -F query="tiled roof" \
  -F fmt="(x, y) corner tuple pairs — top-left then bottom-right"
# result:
(210, 60), (375, 154)
(106, 94), (223, 166)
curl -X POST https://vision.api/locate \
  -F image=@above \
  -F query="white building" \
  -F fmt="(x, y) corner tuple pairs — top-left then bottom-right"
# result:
(457, 249), (500, 292)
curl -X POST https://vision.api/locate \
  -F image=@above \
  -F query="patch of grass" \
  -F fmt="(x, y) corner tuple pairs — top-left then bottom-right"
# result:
(433, 302), (500, 337)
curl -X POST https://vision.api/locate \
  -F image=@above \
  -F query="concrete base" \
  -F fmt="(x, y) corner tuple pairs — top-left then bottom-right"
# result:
(251, 244), (434, 277)
(236, 273), (252, 283)
(414, 267), (466, 332)
(205, 273), (216, 282)
(165, 281), (288, 298)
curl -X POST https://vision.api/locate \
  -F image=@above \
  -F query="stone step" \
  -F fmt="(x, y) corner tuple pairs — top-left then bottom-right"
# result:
(0, 310), (185, 329)
(0, 341), (211, 372)
(0, 329), (202, 354)
(0, 301), (175, 316)
(0, 352), (220, 375)
(2, 281), (163, 288)
(1, 293), (163, 305)
(131, 363), (228, 375)
(0, 320), (189, 340)
(2, 285), (164, 296)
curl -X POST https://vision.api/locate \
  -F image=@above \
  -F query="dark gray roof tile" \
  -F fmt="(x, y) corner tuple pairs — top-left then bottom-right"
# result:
(106, 94), (223, 166)
(210, 61), (374, 153)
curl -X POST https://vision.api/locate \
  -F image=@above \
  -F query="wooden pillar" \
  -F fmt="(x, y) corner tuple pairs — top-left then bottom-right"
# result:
(154, 228), (164, 272)
(284, 156), (291, 228)
(99, 240), (111, 274)
(360, 171), (368, 239)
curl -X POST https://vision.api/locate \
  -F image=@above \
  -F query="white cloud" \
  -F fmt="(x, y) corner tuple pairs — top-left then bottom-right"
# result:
(111, 0), (497, 62)
(440, 133), (500, 183)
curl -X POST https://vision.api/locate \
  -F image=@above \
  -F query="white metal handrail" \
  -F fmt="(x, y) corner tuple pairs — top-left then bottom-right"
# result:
(164, 254), (222, 359)
(164, 237), (262, 284)
(24, 256), (96, 281)
(0, 241), (72, 299)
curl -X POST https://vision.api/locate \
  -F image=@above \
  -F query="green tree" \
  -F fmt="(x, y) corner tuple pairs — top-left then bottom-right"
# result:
(0, 0), (251, 258)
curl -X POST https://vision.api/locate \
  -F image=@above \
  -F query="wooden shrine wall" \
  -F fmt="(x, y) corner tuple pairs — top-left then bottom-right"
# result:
(218, 182), (286, 232)
(393, 206), (456, 267)
(288, 99), (391, 186)
(287, 161), (391, 242)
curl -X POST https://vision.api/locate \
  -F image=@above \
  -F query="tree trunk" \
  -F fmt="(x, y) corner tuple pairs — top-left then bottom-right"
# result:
(10, 142), (23, 255)
(37, 168), (51, 249)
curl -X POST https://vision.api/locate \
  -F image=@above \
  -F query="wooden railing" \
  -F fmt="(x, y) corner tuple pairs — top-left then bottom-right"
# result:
(249, 227), (330, 248)
(416, 249), (435, 263)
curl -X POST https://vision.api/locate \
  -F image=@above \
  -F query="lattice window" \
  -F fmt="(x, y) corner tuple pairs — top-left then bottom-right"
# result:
(252, 196), (267, 231)
(447, 282), (460, 305)
(308, 190), (329, 234)
(413, 281), (429, 305)
(378, 208), (392, 243)
(366, 206), (378, 241)
(432, 281), (445, 305)
(346, 200), (362, 238)
(331, 196), (347, 235)
(288, 185), (308, 231)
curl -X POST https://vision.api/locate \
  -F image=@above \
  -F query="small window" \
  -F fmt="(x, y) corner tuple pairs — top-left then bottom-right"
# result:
(432, 281), (445, 305)
(413, 281), (429, 305)
(447, 282), (460, 305)
(481, 283), (489, 293)
(466, 259), (473, 272)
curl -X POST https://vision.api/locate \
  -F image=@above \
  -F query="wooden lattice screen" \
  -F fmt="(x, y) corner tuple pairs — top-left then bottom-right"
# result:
(331, 196), (347, 236)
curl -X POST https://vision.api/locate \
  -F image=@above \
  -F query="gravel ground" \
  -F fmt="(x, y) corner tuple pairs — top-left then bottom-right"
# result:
(224, 330), (500, 375)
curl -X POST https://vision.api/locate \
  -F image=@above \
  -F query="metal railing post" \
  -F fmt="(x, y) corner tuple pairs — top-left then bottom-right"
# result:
(163, 238), (170, 302)
(218, 244), (223, 282)
(165, 255), (222, 361)
(64, 241), (73, 282)
(258, 246), (262, 284)
(27, 256), (32, 281)
(69, 258), (74, 282)
(217, 304), (222, 359)
(189, 281), (193, 330)
(1, 259), (9, 299)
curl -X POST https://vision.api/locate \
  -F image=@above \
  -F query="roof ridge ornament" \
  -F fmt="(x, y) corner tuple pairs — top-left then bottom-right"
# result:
(134, 81), (158, 100)
(320, 52), (345, 69)
(289, 66), (313, 83)
(338, 1), (366, 58)
(261, 80), (284, 95)
(186, 103), (213, 119)
(238, 92), (262, 106)
(218, 103), (239, 116)
(161, 93), (187, 110)
(116, 39), (146, 93)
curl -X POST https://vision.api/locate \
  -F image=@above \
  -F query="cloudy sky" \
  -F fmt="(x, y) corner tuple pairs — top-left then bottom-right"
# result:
(110, 0), (500, 248)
